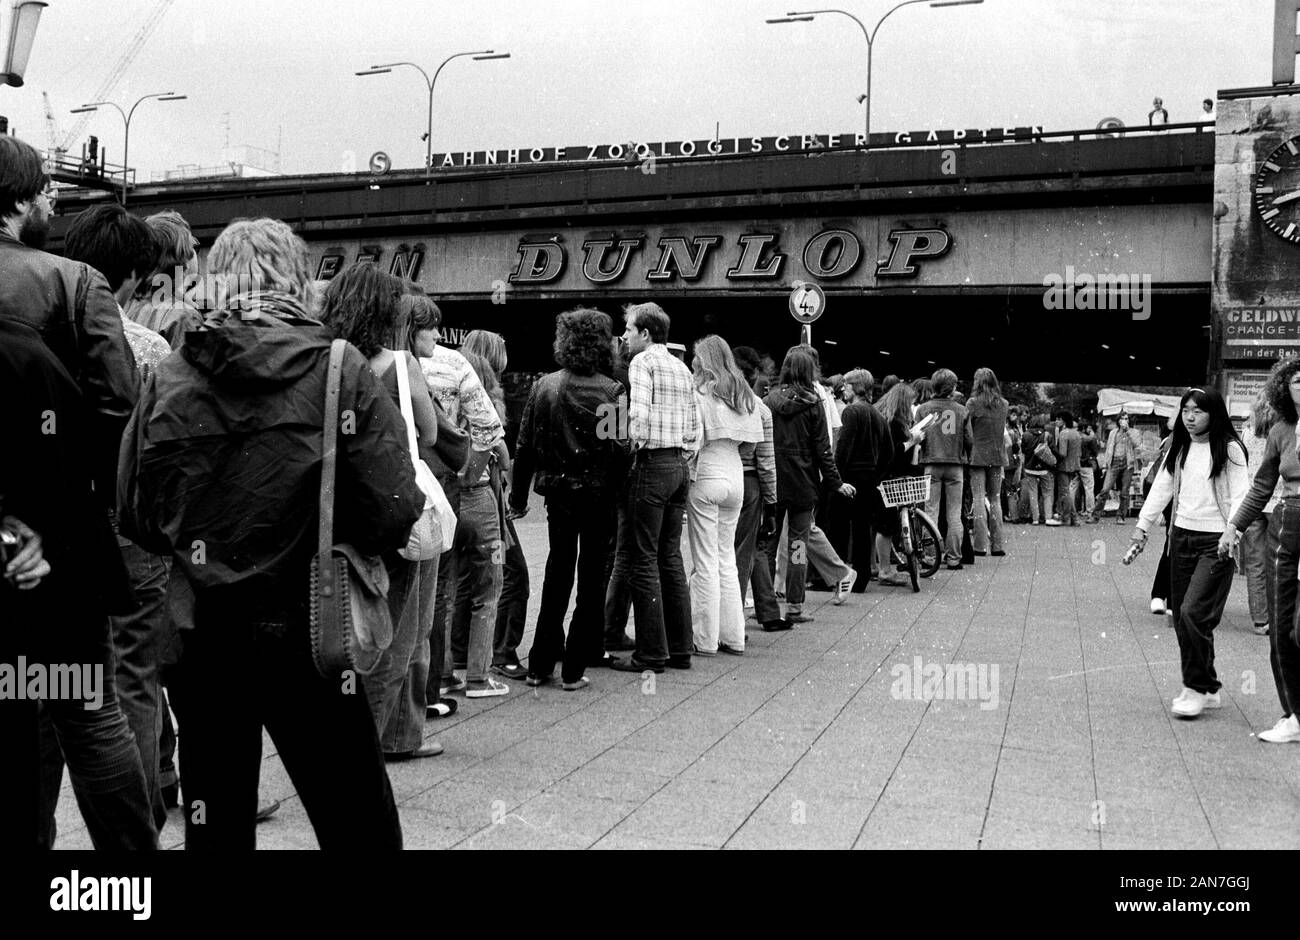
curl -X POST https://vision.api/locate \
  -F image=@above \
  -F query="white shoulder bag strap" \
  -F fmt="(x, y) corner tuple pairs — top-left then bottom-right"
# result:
(393, 350), (421, 464)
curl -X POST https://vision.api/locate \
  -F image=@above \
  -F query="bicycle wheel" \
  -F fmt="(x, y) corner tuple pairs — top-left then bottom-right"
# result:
(911, 507), (943, 579)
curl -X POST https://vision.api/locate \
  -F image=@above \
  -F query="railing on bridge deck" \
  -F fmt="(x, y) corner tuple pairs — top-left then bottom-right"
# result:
(50, 122), (1216, 236)
(44, 150), (129, 196)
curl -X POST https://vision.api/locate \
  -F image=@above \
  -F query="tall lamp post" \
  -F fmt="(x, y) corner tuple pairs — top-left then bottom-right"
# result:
(71, 91), (187, 205)
(1, 1), (49, 135)
(357, 49), (510, 174)
(768, 0), (983, 149)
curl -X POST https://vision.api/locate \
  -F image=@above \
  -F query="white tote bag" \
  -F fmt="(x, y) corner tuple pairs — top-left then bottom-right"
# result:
(394, 351), (456, 560)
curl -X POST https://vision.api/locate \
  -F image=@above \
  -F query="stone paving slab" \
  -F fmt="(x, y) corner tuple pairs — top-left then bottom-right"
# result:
(49, 519), (1300, 849)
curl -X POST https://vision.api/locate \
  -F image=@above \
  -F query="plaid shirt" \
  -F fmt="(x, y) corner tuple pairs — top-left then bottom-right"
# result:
(628, 343), (699, 451)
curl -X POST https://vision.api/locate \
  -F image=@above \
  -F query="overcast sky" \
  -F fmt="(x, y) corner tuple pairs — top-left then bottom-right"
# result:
(0, 0), (1273, 178)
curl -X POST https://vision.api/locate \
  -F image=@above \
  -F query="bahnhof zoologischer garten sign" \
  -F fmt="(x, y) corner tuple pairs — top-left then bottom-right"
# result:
(429, 127), (1046, 168)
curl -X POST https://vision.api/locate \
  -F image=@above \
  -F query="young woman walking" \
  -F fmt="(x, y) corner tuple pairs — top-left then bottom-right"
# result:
(1130, 388), (1249, 719)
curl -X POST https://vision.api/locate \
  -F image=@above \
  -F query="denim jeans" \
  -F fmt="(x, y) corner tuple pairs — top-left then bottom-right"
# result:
(528, 489), (614, 682)
(108, 535), (171, 832)
(493, 517), (529, 667)
(1265, 501), (1300, 717)
(1078, 467), (1096, 515)
(688, 466), (745, 653)
(925, 463), (965, 565)
(1097, 464), (1133, 518)
(172, 596), (401, 850)
(969, 465), (1004, 553)
(736, 474), (781, 624)
(1053, 471), (1078, 523)
(620, 449), (692, 665)
(446, 484), (505, 683)
(1168, 527), (1236, 695)
(775, 521), (852, 589)
(1020, 470), (1054, 524)
(365, 554), (427, 753)
(603, 496), (634, 651)
(1240, 514), (1272, 626)
(773, 506), (814, 608)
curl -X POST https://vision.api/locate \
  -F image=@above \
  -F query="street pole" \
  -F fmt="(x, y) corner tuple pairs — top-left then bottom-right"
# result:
(358, 50), (510, 175)
(72, 92), (186, 205)
(770, 1), (983, 151)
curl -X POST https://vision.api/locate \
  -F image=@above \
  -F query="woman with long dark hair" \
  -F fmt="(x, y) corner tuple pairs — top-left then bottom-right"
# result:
(1130, 388), (1248, 719)
(966, 367), (1009, 556)
(319, 263), (445, 759)
(764, 347), (856, 623)
(1224, 357), (1300, 742)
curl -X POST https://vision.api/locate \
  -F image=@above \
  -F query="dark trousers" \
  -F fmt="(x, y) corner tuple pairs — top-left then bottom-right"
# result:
(842, 471), (878, 585)
(493, 517), (530, 667)
(773, 505), (814, 607)
(1266, 501), (1300, 717)
(1168, 527), (1236, 695)
(620, 449), (691, 665)
(107, 536), (171, 832)
(604, 483), (634, 651)
(735, 474), (781, 624)
(1150, 506), (1172, 601)
(173, 600), (401, 850)
(1, 616), (156, 851)
(528, 490), (614, 681)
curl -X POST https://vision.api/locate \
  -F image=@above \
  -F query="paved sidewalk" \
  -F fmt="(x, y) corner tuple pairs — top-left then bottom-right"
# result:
(54, 519), (1300, 849)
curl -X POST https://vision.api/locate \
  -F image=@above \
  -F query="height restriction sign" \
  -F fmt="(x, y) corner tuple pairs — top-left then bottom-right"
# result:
(789, 282), (826, 324)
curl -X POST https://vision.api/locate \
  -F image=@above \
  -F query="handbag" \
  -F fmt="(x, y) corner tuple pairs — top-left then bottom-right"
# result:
(309, 339), (394, 679)
(1033, 439), (1058, 468)
(394, 351), (455, 560)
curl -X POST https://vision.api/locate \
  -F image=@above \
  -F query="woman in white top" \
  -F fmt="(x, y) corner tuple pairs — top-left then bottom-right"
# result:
(688, 335), (765, 655)
(1129, 388), (1249, 719)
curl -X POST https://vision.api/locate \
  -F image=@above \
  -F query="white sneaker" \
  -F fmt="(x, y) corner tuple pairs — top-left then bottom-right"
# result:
(1171, 687), (1209, 718)
(834, 569), (857, 605)
(1045, 518), (1063, 527)
(465, 677), (510, 698)
(1259, 715), (1300, 743)
(1150, 598), (1166, 615)
(1204, 691), (1221, 709)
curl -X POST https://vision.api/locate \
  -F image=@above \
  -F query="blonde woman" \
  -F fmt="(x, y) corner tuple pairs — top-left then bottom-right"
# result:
(688, 335), (765, 654)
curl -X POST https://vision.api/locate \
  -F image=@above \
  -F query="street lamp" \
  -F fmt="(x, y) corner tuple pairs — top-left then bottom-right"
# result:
(71, 92), (187, 205)
(768, 0), (983, 148)
(1, 0), (47, 87)
(357, 49), (511, 174)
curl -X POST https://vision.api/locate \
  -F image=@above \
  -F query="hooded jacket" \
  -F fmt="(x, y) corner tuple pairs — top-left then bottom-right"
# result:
(765, 383), (841, 509)
(118, 309), (422, 621)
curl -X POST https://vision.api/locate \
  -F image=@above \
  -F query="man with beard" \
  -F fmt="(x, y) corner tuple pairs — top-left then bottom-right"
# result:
(0, 136), (138, 502)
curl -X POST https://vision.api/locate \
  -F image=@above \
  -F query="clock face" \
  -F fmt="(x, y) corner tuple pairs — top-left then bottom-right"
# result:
(1255, 136), (1300, 245)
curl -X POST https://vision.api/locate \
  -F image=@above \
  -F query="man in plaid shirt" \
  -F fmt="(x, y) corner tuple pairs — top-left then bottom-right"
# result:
(609, 303), (699, 673)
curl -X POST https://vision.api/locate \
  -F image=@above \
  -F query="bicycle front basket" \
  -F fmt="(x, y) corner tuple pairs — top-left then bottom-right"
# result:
(877, 474), (931, 508)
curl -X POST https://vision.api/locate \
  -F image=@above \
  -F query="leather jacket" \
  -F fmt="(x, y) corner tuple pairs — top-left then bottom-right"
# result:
(0, 230), (138, 419)
(510, 369), (628, 507)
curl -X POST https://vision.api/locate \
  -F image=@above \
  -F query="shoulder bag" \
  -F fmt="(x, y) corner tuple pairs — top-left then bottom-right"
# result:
(309, 339), (394, 679)
(395, 350), (456, 560)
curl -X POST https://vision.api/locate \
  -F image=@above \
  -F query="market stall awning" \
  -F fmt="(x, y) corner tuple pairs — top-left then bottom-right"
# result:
(1096, 388), (1182, 418)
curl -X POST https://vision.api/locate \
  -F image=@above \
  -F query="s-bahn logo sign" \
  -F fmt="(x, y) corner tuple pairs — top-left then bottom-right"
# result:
(507, 227), (952, 285)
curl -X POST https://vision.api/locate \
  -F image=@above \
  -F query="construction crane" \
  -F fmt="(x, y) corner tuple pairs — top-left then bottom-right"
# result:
(42, 92), (66, 160)
(59, 0), (177, 153)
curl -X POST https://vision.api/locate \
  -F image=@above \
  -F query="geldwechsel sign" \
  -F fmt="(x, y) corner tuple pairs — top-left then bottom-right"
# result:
(429, 127), (1045, 168)
(1220, 305), (1300, 361)
(305, 205), (1204, 299)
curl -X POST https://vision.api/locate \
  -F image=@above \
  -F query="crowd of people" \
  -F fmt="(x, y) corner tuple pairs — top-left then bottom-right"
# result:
(2, 130), (1296, 853)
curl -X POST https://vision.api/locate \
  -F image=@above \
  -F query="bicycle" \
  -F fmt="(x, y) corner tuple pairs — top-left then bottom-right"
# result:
(877, 474), (943, 592)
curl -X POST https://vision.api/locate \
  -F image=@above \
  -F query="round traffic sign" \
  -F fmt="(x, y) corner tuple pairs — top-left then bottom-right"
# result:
(369, 151), (392, 174)
(789, 282), (826, 324)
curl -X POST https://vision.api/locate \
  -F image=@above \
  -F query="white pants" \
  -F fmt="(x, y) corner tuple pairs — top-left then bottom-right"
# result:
(775, 519), (852, 589)
(688, 472), (745, 652)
